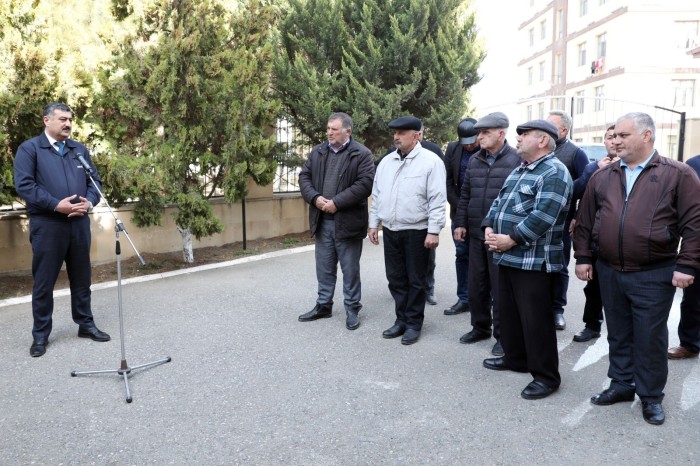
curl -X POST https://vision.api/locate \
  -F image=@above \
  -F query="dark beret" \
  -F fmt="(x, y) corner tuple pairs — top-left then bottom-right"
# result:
(388, 116), (422, 131)
(516, 119), (559, 141)
(473, 112), (509, 130)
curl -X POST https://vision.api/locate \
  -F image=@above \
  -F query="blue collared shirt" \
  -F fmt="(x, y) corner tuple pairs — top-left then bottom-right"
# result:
(620, 151), (655, 198)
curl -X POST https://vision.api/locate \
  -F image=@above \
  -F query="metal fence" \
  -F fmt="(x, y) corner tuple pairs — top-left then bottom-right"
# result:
(273, 117), (311, 194)
(517, 95), (686, 161)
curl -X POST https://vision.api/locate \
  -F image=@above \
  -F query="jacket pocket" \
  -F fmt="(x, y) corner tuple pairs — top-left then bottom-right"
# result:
(512, 184), (536, 215)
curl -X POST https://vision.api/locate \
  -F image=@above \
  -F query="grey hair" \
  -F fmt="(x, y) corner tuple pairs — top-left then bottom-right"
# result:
(616, 112), (656, 142)
(540, 132), (557, 151)
(328, 112), (353, 131)
(43, 102), (73, 118)
(549, 109), (573, 131)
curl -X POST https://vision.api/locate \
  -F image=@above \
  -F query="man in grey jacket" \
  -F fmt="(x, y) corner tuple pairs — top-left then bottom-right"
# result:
(369, 116), (447, 345)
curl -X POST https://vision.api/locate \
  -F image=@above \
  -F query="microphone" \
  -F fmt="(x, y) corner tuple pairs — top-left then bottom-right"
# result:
(74, 153), (93, 174)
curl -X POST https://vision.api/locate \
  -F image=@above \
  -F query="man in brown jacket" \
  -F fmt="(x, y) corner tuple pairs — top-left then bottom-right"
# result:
(574, 112), (700, 425)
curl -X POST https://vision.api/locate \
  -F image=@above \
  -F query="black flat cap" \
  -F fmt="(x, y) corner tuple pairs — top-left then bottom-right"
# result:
(473, 112), (509, 130)
(516, 119), (559, 141)
(388, 116), (422, 131)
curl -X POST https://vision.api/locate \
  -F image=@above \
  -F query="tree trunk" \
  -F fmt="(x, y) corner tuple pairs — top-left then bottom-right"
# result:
(177, 226), (194, 263)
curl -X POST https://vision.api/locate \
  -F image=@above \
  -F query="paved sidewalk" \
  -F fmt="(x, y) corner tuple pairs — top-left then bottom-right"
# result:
(1, 229), (699, 464)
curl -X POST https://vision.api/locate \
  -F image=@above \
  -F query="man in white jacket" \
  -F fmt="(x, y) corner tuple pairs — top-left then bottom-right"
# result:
(369, 116), (447, 345)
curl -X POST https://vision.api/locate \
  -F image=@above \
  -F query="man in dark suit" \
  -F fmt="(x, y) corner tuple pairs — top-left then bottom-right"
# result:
(14, 102), (111, 357)
(443, 118), (480, 316)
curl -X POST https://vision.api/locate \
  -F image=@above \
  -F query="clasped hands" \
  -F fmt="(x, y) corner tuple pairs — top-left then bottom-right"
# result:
(55, 194), (92, 217)
(314, 195), (337, 214)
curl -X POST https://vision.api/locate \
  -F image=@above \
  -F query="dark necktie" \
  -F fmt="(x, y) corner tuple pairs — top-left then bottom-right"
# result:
(55, 141), (64, 156)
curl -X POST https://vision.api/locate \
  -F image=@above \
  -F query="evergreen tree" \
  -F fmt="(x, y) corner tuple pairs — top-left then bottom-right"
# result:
(0, 0), (63, 206)
(273, 0), (484, 155)
(91, 0), (281, 263)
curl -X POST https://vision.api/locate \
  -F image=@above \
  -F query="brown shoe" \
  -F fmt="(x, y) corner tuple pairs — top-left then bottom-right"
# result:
(668, 346), (699, 360)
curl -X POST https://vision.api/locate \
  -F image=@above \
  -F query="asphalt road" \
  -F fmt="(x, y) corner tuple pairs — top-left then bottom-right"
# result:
(1, 228), (699, 465)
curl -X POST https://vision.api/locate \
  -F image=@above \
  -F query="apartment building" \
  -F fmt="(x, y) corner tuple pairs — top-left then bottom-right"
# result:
(518, 0), (700, 160)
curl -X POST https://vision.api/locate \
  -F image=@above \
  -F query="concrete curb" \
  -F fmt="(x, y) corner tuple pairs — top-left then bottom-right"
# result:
(0, 244), (315, 309)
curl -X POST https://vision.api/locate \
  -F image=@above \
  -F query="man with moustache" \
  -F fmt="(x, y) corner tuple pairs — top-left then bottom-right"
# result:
(481, 119), (572, 400)
(369, 116), (446, 345)
(14, 102), (110, 357)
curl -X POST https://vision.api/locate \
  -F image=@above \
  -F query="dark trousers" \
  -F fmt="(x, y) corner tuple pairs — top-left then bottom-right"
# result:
(581, 257), (604, 331)
(451, 223), (469, 303)
(30, 216), (95, 341)
(679, 279), (700, 353)
(552, 220), (572, 315)
(425, 248), (436, 294)
(383, 228), (430, 331)
(468, 238), (499, 338)
(314, 218), (363, 313)
(498, 265), (560, 388)
(597, 260), (676, 402)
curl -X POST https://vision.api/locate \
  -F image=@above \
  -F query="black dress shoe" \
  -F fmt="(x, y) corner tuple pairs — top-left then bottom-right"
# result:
(401, 328), (421, 345)
(346, 311), (360, 330)
(459, 329), (491, 344)
(573, 327), (601, 342)
(426, 293), (437, 305)
(298, 304), (332, 322)
(444, 302), (469, 315)
(491, 340), (504, 356)
(78, 327), (111, 342)
(642, 401), (665, 425)
(554, 313), (566, 330)
(483, 357), (510, 371)
(30, 340), (48, 357)
(382, 324), (406, 339)
(521, 380), (558, 400)
(590, 387), (635, 405)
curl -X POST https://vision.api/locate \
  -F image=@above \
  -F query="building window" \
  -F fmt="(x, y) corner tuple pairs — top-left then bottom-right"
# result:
(528, 67), (533, 85)
(580, 0), (588, 17)
(540, 20), (546, 40)
(596, 33), (607, 58)
(539, 61), (545, 82)
(552, 97), (565, 111)
(594, 86), (604, 112)
(557, 9), (564, 39)
(527, 105), (533, 120)
(555, 54), (563, 83)
(578, 43), (587, 66)
(675, 21), (699, 49)
(529, 28), (535, 47)
(538, 102), (545, 119)
(672, 80), (695, 107)
(576, 90), (585, 114)
(593, 136), (603, 143)
(599, 0), (608, 4)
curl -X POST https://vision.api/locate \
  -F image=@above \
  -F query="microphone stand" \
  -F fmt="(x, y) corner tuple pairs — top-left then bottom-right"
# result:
(70, 156), (171, 403)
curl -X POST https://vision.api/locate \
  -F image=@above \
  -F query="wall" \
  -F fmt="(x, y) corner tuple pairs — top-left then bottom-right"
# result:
(0, 182), (308, 274)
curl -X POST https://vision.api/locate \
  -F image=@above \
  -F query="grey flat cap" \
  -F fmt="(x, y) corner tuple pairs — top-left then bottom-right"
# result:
(473, 112), (509, 130)
(388, 115), (422, 131)
(516, 119), (559, 141)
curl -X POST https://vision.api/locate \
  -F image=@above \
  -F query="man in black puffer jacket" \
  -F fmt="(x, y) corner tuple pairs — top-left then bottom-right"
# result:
(298, 112), (376, 331)
(453, 112), (521, 356)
